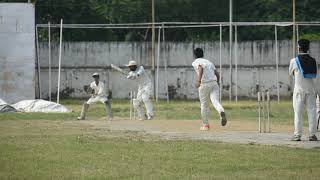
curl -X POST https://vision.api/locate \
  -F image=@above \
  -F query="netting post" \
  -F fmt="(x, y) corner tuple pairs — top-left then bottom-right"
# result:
(292, 0), (296, 58)
(234, 25), (238, 102)
(35, 25), (42, 99)
(219, 24), (223, 102)
(151, 0), (156, 98)
(156, 27), (161, 102)
(275, 25), (280, 103)
(57, 19), (63, 104)
(48, 22), (51, 101)
(229, 0), (233, 101)
(162, 25), (169, 103)
(296, 25), (299, 41)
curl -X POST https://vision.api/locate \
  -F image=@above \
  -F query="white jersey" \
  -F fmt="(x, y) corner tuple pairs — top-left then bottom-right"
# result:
(127, 66), (152, 89)
(192, 58), (217, 83)
(289, 54), (317, 94)
(90, 81), (107, 97)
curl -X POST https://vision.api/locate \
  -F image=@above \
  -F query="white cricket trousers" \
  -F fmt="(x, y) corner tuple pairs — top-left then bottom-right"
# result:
(133, 83), (154, 119)
(293, 92), (317, 136)
(86, 96), (109, 105)
(198, 81), (224, 124)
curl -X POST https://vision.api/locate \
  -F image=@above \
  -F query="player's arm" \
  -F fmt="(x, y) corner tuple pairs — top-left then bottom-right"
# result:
(127, 71), (137, 79)
(215, 70), (220, 86)
(196, 65), (203, 88)
(289, 59), (295, 76)
(89, 83), (96, 97)
(136, 66), (145, 77)
(127, 66), (144, 80)
(97, 82), (104, 96)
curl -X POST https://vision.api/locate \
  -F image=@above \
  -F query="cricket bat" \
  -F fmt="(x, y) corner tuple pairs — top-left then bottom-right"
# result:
(111, 64), (129, 75)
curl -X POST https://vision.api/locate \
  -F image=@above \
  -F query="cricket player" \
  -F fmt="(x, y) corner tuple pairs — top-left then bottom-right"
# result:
(77, 73), (112, 121)
(289, 39), (318, 141)
(126, 60), (154, 120)
(192, 48), (227, 131)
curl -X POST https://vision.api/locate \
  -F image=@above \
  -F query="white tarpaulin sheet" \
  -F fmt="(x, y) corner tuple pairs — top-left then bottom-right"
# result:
(12, 99), (71, 113)
(0, 98), (7, 105)
(0, 98), (17, 112)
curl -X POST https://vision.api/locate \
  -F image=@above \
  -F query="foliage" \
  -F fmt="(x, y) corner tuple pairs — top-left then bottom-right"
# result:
(1, 0), (320, 41)
(300, 32), (320, 41)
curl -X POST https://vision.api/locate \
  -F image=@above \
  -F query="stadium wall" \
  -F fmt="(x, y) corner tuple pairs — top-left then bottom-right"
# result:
(0, 3), (35, 103)
(38, 41), (320, 99)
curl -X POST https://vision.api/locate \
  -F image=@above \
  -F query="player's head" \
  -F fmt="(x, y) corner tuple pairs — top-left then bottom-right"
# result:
(193, 48), (204, 58)
(298, 39), (310, 53)
(92, 72), (99, 82)
(127, 60), (138, 71)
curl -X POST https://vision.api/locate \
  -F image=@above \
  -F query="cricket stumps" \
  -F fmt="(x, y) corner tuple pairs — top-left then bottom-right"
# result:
(257, 91), (271, 133)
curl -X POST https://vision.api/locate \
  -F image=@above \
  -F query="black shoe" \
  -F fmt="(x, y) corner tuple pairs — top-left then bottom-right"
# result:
(220, 112), (227, 126)
(291, 135), (301, 141)
(309, 135), (318, 141)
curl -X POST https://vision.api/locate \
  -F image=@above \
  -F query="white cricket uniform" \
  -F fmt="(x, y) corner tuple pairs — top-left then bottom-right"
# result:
(192, 58), (224, 124)
(289, 54), (317, 136)
(127, 66), (154, 119)
(86, 81), (109, 105)
(316, 76), (320, 129)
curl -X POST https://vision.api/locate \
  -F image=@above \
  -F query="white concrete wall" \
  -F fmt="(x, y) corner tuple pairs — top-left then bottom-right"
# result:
(0, 3), (35, 103)
(38, 41), (320, 99)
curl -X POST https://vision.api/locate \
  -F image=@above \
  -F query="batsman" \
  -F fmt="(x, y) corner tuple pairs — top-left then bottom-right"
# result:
(124, 60), (154, 120)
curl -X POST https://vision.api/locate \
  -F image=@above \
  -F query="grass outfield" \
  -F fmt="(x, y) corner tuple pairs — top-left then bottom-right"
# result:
(0, 99), (297, 125)
(1, 131), (320, 179)
(1, 99), (319, 179)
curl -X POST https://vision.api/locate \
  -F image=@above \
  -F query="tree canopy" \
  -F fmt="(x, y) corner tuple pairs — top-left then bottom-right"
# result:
(2, 0), (320, 41)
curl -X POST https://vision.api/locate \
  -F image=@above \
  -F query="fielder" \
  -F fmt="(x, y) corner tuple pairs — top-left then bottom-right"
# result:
(289, 39), (318, 141)
(77, 73), (112, 121)
(126, 60), (154, 120)
(192, 48), (227, 131)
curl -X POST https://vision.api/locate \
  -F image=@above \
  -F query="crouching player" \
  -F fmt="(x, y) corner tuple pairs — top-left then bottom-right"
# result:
(126, 60), (154, 120)
(77, 73), (112, 121)
(192, 48), (227, 131)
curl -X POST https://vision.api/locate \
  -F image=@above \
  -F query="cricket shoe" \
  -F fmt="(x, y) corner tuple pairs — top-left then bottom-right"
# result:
(77, 117), (85, 120)
(220, 112), (227, 126)
(309, 135), (318, 141)
(200, 124), (210, 131)
(107, 117), (113, 121)
(291, 134), (301, 141)
(147, 114), (154, 120)
(139, 114), (148, 121)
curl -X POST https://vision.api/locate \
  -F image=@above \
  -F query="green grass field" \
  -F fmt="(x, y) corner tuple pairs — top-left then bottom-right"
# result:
(0, 99), (319, 180)
(0, 99), (296, 125)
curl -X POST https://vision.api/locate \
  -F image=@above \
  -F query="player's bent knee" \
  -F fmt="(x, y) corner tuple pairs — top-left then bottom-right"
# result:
(133, 99), (141, 107)
(142, 96), (151, 102)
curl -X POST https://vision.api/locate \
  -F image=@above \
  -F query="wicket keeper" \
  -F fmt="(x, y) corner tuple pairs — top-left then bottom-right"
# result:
(77, 73), (112, 121)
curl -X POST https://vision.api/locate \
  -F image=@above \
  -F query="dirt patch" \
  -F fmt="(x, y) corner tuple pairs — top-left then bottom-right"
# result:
(0, 119), (318, 149)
